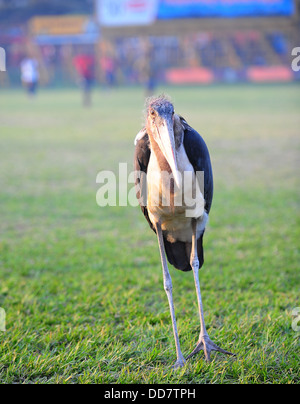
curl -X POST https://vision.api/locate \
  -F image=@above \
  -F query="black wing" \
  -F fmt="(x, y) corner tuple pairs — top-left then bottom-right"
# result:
(134, 131), (191, 272)
(181, 117), (213, 214)
(165, 118), (213, 271)
(134, 120), (213, 272)
(134, 130), (155, 232)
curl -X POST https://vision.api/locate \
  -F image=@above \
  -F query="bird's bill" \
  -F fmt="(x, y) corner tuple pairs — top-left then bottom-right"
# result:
(156, 118), (180, 188)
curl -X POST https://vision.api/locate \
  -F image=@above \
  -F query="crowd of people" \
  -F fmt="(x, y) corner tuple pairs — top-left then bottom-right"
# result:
(4, 28), (294, 105)
(17, 38), (163, 104)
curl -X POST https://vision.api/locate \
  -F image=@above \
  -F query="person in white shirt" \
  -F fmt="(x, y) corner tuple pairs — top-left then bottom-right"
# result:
(20, 58), (39, 96)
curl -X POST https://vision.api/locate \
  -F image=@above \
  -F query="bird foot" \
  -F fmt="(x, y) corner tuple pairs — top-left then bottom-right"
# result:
(172, 356), (186, 370)
(187, 334), (235, 362)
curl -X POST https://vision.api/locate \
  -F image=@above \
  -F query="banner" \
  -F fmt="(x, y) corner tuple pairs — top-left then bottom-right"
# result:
(158, 0), (294, 19)
(29, 16), (100, 45)
(97, 0), (159, 26)
(29, 16), (98, 36)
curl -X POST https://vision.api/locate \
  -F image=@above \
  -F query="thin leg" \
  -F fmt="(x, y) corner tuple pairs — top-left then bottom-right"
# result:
(187, 219), (234, 362)
(155, 221), (186, 369)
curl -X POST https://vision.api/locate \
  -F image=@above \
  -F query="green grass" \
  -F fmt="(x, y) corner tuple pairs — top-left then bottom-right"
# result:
(0, 84), (299, 384)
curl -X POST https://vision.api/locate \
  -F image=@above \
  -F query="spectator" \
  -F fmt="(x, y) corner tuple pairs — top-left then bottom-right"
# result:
(20, 57), (39, 97)
(73, 53), (95, 107)
(143, 44), (158, 97)
(100, 54), (116, 88)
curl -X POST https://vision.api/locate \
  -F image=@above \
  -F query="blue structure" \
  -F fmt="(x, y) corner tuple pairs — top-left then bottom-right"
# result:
(158, 0), (294, 19)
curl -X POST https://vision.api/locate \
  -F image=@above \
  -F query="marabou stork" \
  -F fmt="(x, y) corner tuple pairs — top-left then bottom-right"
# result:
(134, 95), (233, 368)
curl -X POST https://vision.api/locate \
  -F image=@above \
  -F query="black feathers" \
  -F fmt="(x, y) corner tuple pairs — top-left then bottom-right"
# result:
(134, 117), (213, 272)
(182, 123), (213, 214)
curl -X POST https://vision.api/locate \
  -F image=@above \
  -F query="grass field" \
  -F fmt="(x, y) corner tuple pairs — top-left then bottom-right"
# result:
(0, 84), (299, 384)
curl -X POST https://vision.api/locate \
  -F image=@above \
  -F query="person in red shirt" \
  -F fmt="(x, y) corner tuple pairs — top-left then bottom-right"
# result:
(73, 53), (95, 107)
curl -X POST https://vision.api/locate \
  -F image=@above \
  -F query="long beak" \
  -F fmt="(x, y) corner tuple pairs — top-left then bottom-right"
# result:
(156, 118), (180, 188)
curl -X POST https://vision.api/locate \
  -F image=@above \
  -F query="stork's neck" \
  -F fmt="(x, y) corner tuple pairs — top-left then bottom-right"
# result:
(147, 122), (183, 173)
(149, 134), (175, 174)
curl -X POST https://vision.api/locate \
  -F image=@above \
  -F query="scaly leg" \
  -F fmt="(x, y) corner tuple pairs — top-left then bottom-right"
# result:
(187, 219), (234, 362)
(155, 221), (186, 369)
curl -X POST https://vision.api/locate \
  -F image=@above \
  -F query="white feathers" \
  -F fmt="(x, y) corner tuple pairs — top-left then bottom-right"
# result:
(134, 128), (147, 146)
(146, 143), (207, 243)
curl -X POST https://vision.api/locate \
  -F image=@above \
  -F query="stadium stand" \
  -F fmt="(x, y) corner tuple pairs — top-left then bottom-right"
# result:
(0, 1), (299, 86)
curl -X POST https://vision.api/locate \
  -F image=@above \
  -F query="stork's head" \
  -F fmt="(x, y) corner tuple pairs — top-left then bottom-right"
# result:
(146, 95), (181, 187)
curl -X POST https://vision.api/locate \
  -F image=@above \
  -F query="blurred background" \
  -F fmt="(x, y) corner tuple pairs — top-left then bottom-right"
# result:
(0, 1), (299, 384)
(0, 0), (299, 91)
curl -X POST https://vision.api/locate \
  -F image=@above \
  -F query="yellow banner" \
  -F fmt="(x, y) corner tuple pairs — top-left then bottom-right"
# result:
(29, 15), (92, 36)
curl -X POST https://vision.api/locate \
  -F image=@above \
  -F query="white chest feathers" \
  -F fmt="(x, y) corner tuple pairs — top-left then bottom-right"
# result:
(147, 145), (207, 243)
